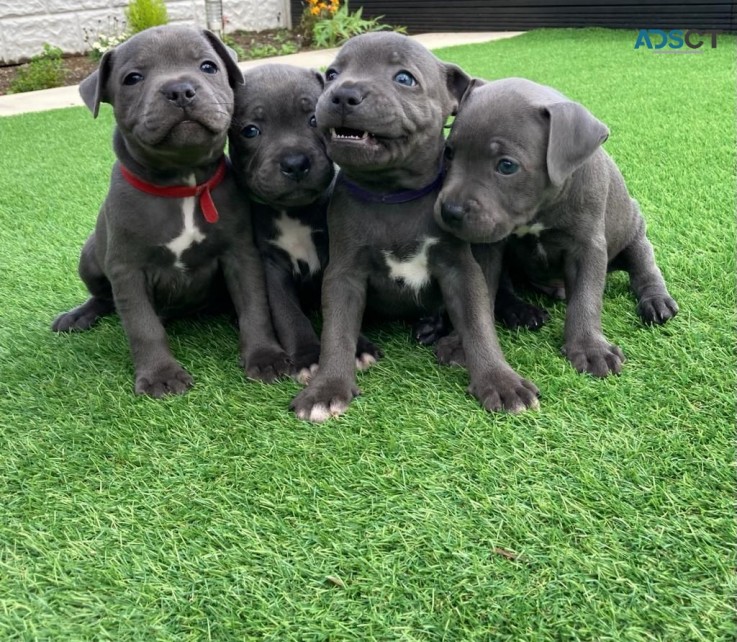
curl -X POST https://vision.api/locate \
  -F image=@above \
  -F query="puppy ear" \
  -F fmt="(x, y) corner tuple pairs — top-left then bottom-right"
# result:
(312, 69), (325, 89)
(458, 77), (484, 111)
(443, 62), (471, 116)
(79, 49), (113, 118)
(544, 101), (609, 186)
(201, 29), (244, 87)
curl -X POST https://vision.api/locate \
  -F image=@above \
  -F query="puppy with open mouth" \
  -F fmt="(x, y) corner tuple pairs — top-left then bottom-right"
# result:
(52, 26), (289, 396)
(228, 64), (382, 384)
(290, 32), (540, 422)
(435, 78), (678, 377)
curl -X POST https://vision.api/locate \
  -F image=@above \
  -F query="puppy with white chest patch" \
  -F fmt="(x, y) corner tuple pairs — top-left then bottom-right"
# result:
(290, 33), (540, 422)
(52, 26), (290, 396)
(435, 78), (678, 377)
(228, 64), (382, 383)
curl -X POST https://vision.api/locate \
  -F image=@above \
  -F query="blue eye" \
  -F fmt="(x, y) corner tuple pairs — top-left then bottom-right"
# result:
(309, 115), (317, 128)
(496, 158), (520, 175)
(200, 61), (218, 74)
(123, 72), (143, 86)
(394, 70), (417, 87)
(325, 68), (339, 81)
(241, 125), (261, 138)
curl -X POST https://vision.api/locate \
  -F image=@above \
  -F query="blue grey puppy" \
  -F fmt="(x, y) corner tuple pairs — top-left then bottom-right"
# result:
(436, 77), (678, 377)
(52, 26), (289, 396)
(228, 63), (382, 384)
(291, 33), (540, 421)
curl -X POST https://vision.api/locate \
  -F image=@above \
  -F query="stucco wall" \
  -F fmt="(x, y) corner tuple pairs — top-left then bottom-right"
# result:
(0, 0), (289, 64)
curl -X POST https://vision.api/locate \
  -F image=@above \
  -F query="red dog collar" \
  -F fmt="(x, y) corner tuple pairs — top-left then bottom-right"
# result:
(118, 157), (228, 223)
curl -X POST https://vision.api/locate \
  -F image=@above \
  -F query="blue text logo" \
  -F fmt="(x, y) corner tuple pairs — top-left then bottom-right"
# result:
(634, 29), (719, 53)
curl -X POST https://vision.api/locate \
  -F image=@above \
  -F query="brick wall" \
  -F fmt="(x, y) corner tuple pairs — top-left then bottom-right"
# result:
(0, 0), (289, 64)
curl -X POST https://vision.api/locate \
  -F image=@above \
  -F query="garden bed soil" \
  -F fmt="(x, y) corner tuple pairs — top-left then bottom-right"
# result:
(0, 29), (307, 97)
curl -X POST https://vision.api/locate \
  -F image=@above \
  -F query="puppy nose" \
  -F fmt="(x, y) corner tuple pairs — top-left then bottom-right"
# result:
(331, 86), (364, 109)
(161, 81), (196, 107)
(440, 202), (466, 227)
(280, 154), (311, 181)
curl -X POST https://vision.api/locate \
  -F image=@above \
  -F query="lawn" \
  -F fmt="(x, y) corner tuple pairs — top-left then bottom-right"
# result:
(0, 28), (734, 640)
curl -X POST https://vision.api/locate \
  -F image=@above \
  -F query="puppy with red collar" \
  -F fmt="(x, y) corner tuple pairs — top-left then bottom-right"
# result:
(52, 26), (289, 396)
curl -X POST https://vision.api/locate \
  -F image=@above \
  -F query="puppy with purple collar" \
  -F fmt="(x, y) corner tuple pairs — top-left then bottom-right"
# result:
(290, 33), (540, 421)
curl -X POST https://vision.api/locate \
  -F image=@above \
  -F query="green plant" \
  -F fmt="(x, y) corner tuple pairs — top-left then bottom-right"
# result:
(221, 34), (246, 61)
(83, 18), (130, 61)
(310, 2), (405, 49)
(125, 0), (168, 34)
(9, 44), (64, 94)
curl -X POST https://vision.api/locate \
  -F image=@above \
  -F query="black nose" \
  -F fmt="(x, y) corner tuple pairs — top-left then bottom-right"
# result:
(161, 81), (196, 107)
(331, 86), (364, 109)
(280, 153), (311, 181)
(440, 202), (466, 227)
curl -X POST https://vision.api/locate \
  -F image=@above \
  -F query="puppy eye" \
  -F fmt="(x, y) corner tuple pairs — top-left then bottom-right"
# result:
(241, 125), (261, 138)
(496, 158), (520, 175)
(394, 71), (417, 87)
(309, 115), (317, 128)
(444, 145), (454, 161)
(123, 72), (144, 86)
(325, 68), (339, 82)
(200, 61), (218, 74)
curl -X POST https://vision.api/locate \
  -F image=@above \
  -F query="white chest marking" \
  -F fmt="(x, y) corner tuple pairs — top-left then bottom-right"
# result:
(166, 178), (206, 269)
(166, 174), (205, 270)
(512, 222), (546, 238)
(269, 212), (321, 276)
(383, 237), (438, 293)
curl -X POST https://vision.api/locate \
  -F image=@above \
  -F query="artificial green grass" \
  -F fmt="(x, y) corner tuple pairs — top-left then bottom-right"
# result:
(0, 28), (734, 640)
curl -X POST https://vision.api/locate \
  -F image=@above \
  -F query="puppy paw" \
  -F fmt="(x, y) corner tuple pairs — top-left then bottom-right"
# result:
(243, 347), (291, 383)
(468, 368), (540, 413)
(51, 298), (113, 332)
(135, 362), (194, 397)
(435, 333), (467, 367)
(563, 339), (625, 377)
(497, 300), (550, 331)
(290, 378), (360, 423)
(637, 295), (679, 325)
(413, 313), (449, 345)
(356, 335), (383, 371)
(291, 344), (322, 384)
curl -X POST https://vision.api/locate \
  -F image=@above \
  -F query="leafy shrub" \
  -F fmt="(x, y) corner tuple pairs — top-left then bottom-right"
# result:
(9, 44), (65, 94)
(299, 0), (405, 49)
(125, 0), (168, 34)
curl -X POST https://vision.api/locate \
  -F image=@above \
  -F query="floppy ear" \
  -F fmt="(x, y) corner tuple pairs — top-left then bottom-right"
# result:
(312, 69), (325, 89)
(79, 49), (113, 118)
(458, 76), (484, 111)
(202, 29), (244, 87)
(544, 101), (609, 186)
(442, 62), (471, 117)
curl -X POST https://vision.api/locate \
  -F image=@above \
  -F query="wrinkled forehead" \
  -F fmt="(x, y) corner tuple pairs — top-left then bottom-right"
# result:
(235, 68), (321, 119)
(332, 34), (441, 81)
(115, 28), (214, 70)
(452, 85), (548, 151)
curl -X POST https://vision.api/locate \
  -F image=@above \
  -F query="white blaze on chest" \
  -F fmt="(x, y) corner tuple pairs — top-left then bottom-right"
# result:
(383, 237), (438, 293)
(268, 212), (321, 276)
(165, 176), (206, 269)
(512, 222), (546, 238)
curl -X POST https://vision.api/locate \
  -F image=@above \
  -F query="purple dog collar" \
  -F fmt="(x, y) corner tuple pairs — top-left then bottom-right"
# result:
(337, 165), (445, 205)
